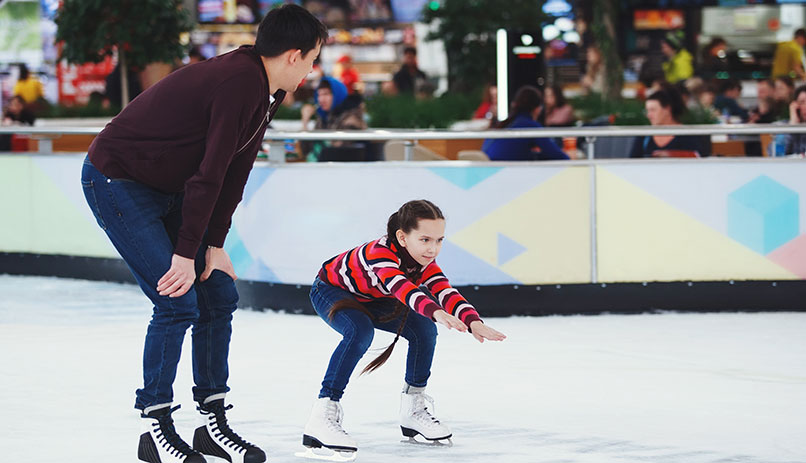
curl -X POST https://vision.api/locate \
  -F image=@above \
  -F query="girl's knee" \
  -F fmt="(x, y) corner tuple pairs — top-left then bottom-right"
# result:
(405, 316), (438, 346)
(342, 316), (375, 353)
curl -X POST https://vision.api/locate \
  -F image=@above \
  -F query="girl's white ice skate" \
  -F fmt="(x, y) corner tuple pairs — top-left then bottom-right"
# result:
(296, 398), (358, 462)
(399, 385), (453, 446)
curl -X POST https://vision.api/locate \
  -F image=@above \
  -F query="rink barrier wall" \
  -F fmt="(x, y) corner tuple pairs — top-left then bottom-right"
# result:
(2, 253), (803, 314)
(1, 153), (806, 312)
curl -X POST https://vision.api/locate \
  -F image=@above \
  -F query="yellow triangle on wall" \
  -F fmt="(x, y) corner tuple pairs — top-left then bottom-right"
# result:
(597, 167), (796, 282)
(450, 167), (591, 284)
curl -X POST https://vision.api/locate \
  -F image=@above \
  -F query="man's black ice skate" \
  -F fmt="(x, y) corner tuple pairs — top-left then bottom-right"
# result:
(138, 404), (207, 463)
(193, 394), (266, 463)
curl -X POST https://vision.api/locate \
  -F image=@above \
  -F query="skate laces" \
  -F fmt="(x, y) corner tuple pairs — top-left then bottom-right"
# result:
(200, 402), (257, 451)
(325, 401), (349, 435)
(411, 393), (440, 424)
(146, 405), (198, 457)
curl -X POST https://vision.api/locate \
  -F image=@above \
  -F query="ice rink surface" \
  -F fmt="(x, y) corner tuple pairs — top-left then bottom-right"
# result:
(1, 275), (804, 463)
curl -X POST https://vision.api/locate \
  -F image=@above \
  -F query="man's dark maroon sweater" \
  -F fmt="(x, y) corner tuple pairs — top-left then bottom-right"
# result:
(89, 46), (284, 259)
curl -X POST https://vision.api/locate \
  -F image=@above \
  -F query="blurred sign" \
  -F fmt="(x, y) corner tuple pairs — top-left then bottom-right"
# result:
(633, 9), (685, 30)
(57, 57), (115, 105)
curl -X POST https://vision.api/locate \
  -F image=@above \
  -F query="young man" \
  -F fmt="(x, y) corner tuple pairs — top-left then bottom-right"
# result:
(772, 28), (806, 80)
(81, 5), (327, 463)
(392, 46), (427, 95)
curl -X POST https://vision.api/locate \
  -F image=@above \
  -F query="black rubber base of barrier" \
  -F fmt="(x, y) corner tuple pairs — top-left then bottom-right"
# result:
(2, 253), (804, 315)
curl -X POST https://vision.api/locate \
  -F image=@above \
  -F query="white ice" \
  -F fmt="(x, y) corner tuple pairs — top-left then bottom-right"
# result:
(1, 275), (804, 463)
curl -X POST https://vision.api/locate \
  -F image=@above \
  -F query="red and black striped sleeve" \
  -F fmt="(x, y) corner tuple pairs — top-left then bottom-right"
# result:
(367, 246), (443, 319)
(422, 262), (482, 327)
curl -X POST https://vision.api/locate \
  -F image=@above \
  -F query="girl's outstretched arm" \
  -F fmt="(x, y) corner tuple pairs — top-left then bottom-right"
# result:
(468, 320), (507, 343)
(432, 309), (467, 332)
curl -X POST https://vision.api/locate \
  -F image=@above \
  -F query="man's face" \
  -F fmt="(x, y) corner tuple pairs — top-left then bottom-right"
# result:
(287, 42), (322, 92)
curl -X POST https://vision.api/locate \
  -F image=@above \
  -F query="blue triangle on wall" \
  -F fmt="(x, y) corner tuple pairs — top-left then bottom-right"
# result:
(429, 167), (502, 190)
(497, 233), (527, 266)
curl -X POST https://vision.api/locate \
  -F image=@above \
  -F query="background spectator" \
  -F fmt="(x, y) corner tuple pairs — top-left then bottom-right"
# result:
(473, 83), (497, 122)
(300, 76), (367, 161)
(774, 76), (795, 108)
(700, 36), (728, 80)
(581, 45), (604, 94)
(392, 46), (427, 95)
(12, 64), (44, 105)
(1, 95), (36, 151)
(785, 85), (806, 155)
(631, 86), (709, 158)
(714, 79), (749, 122)
(749, 79), (779, 123)
(337, 55), (361, 95)
(772, 28), (806, 80)
(540, 84), (575, 127)
(482, 86), (569, 161)
(661, 31), (693, 84)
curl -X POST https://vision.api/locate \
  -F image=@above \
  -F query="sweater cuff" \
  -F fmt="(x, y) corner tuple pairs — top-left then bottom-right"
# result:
(461, 313), (482, 331)
(174, 238), (201, 260)
(206, 226), (229, 249)
(421, 301), (441, 321)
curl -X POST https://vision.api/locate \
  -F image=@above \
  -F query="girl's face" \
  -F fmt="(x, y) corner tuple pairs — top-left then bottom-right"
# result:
(396, 218), (445, 267)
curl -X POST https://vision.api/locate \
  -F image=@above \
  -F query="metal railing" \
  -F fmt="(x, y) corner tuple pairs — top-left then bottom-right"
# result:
(3, 123), (806, 158)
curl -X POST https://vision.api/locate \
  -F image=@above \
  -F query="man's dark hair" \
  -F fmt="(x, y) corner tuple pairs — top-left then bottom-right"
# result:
(254, 4), (328, 58)
(403, 46), (417, 56)
(795, 28), (806, 39)
(647, 86), (685, 121)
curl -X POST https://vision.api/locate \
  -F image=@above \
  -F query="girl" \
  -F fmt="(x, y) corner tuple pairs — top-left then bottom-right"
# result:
(299, 200), (506, 460)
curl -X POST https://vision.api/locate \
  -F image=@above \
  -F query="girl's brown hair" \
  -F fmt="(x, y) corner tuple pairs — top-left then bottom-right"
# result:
(330, 200), (445, 374)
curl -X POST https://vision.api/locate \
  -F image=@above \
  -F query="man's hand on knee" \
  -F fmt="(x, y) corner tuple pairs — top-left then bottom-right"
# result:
(157, 254), (196, 297)
(201, 246), (237, 282)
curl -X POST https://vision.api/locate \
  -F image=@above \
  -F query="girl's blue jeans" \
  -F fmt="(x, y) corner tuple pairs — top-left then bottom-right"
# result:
(309, 277), (438, 401)
(82, 157), (237, 410)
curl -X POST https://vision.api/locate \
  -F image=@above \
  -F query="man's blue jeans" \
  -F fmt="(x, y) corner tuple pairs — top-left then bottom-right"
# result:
(310, 277), (438, 401)
(81, 157), (238, 410)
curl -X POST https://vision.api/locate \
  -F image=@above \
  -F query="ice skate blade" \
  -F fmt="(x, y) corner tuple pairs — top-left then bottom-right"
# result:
(400, 436), (453, 447)
(295, 446), (357, 462)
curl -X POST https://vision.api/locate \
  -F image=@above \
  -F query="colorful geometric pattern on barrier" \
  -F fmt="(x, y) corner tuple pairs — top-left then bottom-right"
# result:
(427, 166), (502, 190)
(727, 175), (799, 255)
(4, 155), (806, 285)
(449, 167), (591, 284)
(597, 167), (798, 282)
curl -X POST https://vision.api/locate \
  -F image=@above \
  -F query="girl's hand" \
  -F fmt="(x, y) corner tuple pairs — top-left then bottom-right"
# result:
(433, 310), (467, 332)
(469, 320), (507, 343)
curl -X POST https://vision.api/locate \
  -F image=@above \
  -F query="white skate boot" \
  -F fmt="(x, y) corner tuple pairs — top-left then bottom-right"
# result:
(192, 394), (266, 463)
(296, 397), (358, 462)
(399, 384), (452, 446)
(138, 404), (207, 463)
